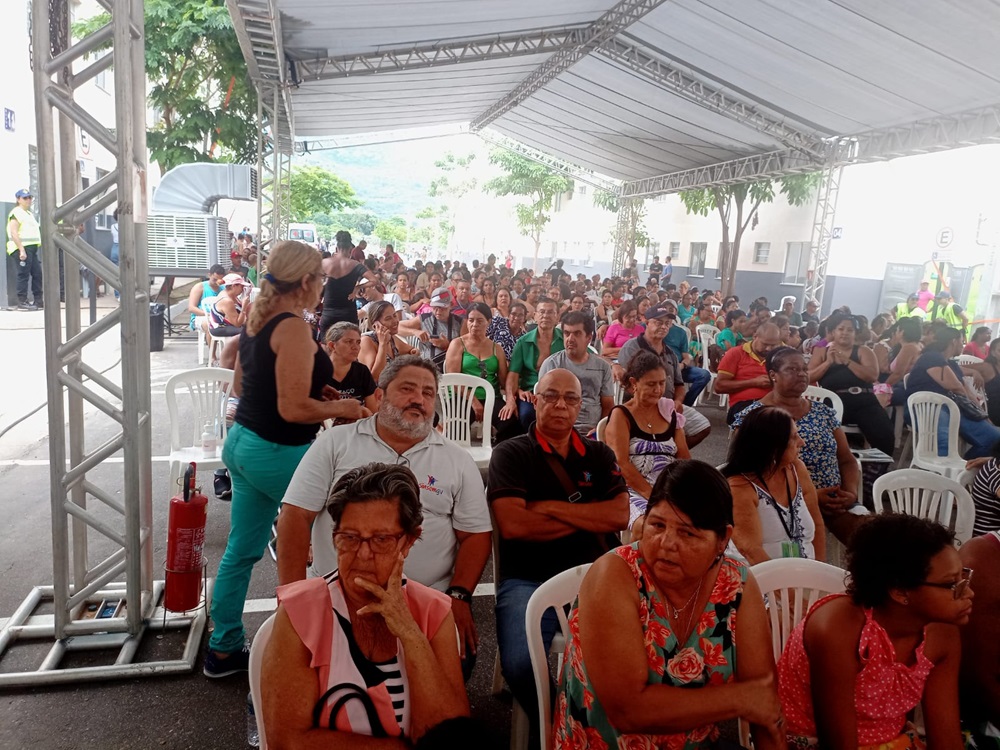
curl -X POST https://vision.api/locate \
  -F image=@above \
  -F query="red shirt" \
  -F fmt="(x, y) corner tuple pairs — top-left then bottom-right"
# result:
(717, 341), (770, 405)
(964, 341), (989, 359)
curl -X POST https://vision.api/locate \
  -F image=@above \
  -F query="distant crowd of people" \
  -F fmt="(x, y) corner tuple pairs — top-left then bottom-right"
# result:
(189, 235), (998, 750)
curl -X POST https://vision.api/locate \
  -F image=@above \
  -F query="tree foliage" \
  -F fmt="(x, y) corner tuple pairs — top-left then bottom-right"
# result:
(423, 152), (477, 251)
(375, 217), (408, 248)
(483, 150), (572, 272)
(679, 174), (820, 297)
(74, 0), (259, 175)
(288, 166), (360, 222)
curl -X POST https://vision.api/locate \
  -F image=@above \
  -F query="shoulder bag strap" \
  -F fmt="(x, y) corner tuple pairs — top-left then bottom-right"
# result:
(543, 452), (582, 503)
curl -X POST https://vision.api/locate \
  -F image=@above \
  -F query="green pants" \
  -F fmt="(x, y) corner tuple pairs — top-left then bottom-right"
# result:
(208, 422), (310, 653)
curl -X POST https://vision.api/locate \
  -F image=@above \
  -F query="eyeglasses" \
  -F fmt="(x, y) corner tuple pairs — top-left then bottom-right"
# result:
(918, 567), (973, 599)
(538, 391), (582, 406)
(332, 532), (406, 554)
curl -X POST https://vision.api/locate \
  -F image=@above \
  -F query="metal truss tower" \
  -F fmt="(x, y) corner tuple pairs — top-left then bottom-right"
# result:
(804, 164), (845, 310)
(0, 0), (208, 686)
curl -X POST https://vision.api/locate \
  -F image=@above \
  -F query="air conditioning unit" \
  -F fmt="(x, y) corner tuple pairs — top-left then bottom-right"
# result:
(148, 213), (229, 275)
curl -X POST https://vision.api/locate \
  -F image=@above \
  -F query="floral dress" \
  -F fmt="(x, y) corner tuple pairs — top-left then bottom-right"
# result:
(553, 545), (748, 750)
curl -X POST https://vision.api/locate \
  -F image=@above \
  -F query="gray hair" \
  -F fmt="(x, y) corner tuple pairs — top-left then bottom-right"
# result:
(377, 353), (440, 391)
(326, 463), (423, 535)
(324, 321), (360, 344)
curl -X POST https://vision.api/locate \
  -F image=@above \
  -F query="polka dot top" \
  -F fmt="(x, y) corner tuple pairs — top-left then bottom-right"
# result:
(777, 594), (934, 745)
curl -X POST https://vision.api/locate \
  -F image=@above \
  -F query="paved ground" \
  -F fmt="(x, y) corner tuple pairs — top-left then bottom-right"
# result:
(0, 297), (732, 750)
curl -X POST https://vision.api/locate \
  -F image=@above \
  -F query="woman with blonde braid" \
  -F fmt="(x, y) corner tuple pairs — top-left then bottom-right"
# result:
(204, 241), (371, 678)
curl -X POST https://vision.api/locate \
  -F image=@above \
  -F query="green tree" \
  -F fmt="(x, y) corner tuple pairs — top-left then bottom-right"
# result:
(375, 217), (408, 248)
(288, 166), (360, 222)
(594, 189), (650, 269)
(483, 150), (572, 272)
(74, 0), (259, 174)
(679, 175), (820, 297)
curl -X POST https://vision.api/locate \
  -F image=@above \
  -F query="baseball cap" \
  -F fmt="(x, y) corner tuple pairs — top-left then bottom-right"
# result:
(430, 287), (452, 307)
(805, 298), (819, 308)
(907, 293), (920, 301)
(645, 302), (675, 320)
(15, 189), (32, 199)
(935, 290), (951, 299)
(221, 273), (251, 288)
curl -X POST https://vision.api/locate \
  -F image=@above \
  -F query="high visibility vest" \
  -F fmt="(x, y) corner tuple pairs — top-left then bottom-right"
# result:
(6, 206), (41, 254)
(936, 302), (964, 331)
(894, 302), (923, 320)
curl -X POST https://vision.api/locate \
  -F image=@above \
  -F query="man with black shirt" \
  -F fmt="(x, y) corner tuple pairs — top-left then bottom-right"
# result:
(647, 255), (663, 286)
(489, 368), (628, 731)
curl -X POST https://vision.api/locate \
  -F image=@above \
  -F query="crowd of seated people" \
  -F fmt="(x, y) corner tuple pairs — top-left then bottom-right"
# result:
(190, 242), (1000, 748)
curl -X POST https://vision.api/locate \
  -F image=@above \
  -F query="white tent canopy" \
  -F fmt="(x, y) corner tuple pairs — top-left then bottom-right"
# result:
(228, 0), (1000, 194)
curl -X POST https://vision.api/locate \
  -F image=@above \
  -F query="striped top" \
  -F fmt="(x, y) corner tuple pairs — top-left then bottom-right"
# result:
(374, 657), (406, 725)
(971, 458), (1000, 536)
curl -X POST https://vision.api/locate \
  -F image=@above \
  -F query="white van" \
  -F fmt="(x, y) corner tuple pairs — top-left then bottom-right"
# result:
(287, 223), (319, 247)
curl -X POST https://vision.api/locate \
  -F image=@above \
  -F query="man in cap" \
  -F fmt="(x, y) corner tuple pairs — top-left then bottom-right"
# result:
(780, 296), (803, 326)
(6, 189), (43, 310)
(419, 286), (466, 368)
(893, 293), (926, 322)
(801, 298), (820, 325)
(930, 289), (969, 336)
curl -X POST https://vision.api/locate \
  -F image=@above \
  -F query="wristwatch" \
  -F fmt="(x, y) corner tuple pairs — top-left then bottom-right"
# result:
(445, 585), (473, 604)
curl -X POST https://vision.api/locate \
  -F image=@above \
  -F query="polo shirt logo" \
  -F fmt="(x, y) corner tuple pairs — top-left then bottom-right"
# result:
(419, 475), (445, 496)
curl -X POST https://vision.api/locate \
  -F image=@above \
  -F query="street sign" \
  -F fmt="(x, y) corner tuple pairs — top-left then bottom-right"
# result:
(936, 227), (953, 248)
(3, 108), (13, 132)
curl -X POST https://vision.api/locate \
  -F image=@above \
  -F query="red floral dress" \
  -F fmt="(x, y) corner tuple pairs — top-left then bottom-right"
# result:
(552, 544), (747, 749)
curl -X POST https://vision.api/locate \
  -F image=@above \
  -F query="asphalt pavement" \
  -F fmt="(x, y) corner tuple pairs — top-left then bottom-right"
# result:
(0, 297), (731, 749)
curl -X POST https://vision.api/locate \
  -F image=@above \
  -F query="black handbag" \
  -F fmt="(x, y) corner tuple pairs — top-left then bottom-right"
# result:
(948, 391), (989, 421)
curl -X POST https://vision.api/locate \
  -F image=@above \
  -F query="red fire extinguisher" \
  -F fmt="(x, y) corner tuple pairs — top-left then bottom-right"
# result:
(165, 462), (208, 612)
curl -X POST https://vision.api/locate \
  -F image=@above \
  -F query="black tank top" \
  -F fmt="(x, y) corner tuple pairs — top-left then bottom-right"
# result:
(321, 264), (366, 324)
(819, 345), (870, 392)
(235, 312), (334, 445)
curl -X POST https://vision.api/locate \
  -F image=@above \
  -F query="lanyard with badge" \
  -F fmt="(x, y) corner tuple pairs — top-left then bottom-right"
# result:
(754, 469), (805, 558)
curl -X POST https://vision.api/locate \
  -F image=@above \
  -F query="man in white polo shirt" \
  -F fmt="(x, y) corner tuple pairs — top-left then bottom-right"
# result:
(277, 355), (491, 677)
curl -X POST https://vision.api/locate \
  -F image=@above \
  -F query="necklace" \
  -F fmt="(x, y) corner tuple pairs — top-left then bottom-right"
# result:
(665, 578), (702, 620)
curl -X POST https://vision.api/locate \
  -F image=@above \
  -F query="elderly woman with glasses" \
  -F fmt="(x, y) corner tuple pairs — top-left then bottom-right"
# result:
(778, 513), (971, 750)
(262, 463), (469, 747)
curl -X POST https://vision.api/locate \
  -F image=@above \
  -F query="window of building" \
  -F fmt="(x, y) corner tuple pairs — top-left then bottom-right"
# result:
(645, 241), (660, 267)
(93, 168), (113, 229)
(689, 242), (707, 276)
(783, 241), (811, 284)
(576, 184), (587, 196)
(668, 241), (680, 260)
(753, 242), (770, 264)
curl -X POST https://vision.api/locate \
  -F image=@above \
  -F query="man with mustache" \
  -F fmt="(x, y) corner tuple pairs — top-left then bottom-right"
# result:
(277, 355), (491, 678)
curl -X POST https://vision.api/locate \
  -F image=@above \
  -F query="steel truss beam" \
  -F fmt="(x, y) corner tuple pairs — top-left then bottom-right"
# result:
(594, 38), (825, 157)
(620, 104), (1000, 198)
(476, 129), (621, 194)
(0, 0), (207, 687)
(226, 0), (294, 153)
(470, 0), (668, 132)
(804, 164), (844, 309)
(291, 26), (589, 82)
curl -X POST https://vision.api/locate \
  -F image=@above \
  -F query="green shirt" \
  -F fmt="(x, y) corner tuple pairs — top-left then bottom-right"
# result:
(510, 326), (564, 391)
(716, 327), (744, 352)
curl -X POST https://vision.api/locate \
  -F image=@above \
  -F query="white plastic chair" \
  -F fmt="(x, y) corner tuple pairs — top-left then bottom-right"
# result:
(872, 468), (975, 546)
(438, 373), (494, 470)
(739, 558), (846, 744)
(612, 379), (626, 406)
(956, 354), (983, 366)
(595, 416), (608, 443)
(403, 334), (421, 352)
(803, 385), (844, 422)
(249, 613), (276, 749)
(906, 391), (967, 479)
(164, 367), (234, 493)
(695, 324), (724, 408)
(525, 563), (592, 750)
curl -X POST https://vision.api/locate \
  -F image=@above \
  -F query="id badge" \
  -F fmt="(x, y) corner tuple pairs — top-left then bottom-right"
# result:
(781, 540), (802, 558)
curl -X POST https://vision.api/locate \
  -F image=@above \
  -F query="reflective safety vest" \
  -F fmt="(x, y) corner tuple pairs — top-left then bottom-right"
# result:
(6, 206), (41, 254)
(935, 302), (965, 332)
(894, 302), (923, 320)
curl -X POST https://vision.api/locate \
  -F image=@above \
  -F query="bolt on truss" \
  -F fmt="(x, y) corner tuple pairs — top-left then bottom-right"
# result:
(804, 163), (845, 310)
(0, 0), (208, 687)
(291, 26), (589, 81)
(470, 0), (669, 132)
(476, 129), (622, 194)
(594, 38), (826, 157)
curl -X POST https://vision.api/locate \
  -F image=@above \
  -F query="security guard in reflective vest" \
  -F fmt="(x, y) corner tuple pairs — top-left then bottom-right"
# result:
(6, 188), (43, 310)
(893, 293), (925, 321)
(929, 290), (969, 337)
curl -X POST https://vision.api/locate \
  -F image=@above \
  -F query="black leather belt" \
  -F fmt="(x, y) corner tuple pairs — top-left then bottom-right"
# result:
(834, 387), (872, 395)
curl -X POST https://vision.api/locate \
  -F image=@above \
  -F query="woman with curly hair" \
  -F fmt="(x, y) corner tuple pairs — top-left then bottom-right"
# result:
(778, 513), (971, 750)
(552, 461), (784, 750)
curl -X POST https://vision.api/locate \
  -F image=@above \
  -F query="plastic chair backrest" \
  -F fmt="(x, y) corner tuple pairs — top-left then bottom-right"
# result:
(955, 354), (983, 365)
(403, 335), (422, 352)
(526, 563), (592, 750)
(696, 324), (720, 369)
(438, 373), (494, 448)
(750, 558), (847, 662)
(613, 380), (626, 406)
(872, 468), (975, 545)
(803, 385), (844, 422)
(907, 391), (963, 466)
(595, 416), (608, 443)
(249, 612), (276, 749)
(164, 367), (235, 452)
